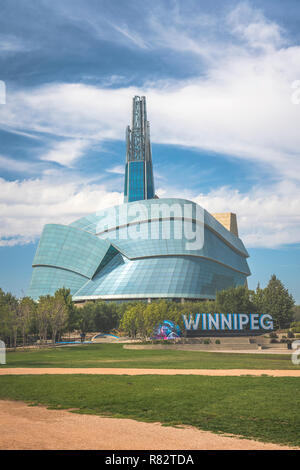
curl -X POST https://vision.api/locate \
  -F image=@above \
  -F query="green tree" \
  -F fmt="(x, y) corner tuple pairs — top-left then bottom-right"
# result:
(5, 292), (20, 348)
(56, 288), (78, 334)
(93, 301), (120, 333)
(119, 304), (146, 339)
(19, 297), (36, 346)
(48, 291), (69, 343)
(76, 303), (96, 334)
(216, 286), (255, 314)
(293, 306), (300, 322)
(37, 296), (52, 343)
(252, 283), (265, 314)
(0, 289), (11, 344)
(260, 275), (295, 329)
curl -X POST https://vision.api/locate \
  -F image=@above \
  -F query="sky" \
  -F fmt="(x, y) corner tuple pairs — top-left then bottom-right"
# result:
(0, 0), (299, 302)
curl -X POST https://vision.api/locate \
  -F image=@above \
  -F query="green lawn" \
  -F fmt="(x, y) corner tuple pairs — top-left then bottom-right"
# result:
(0, 374), (299, 447)
(3, 343), (299, 369)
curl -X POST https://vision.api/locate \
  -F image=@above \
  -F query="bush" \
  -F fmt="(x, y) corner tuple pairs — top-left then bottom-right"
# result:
(270, 338), (278, 343)
(203, 339), (211, 345)
(215, 339), (221, 344)
(287, 331), (295, 338)
(290, 321), (300, 333)
(269, 332), (278, 338)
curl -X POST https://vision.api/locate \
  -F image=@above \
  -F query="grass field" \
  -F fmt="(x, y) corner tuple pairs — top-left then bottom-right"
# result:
(2, 344), (299, 448)
(0, 374), (299, 447)
(3, 343), (300, 369)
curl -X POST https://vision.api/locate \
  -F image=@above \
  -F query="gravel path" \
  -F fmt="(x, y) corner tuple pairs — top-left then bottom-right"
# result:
(0, 400), (296, 450)
(0, 368), (300, 376)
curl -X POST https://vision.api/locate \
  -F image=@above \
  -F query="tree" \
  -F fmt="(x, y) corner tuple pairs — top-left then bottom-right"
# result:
(216, 286), (255, 314)
(48, 291), (68, 343)
(76, 303), (96, 334)
(5, 293), (20, 348)
(119, 300), (184, 339)
(119, 304), (146, 339)
(260, 275), (295, 329)
(0, 289), (11, 345)
(252, 283), (265, 314)
(56, 288), (78, 334)
(37, 296), (51, 343)
(19, 297), (36, 346)
(293, 305), (300, 322)
(93, 301), (120, 333)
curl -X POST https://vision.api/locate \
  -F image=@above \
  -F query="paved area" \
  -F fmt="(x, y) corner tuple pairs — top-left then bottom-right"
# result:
(1, 368), (300, 376)
(0, 400), (296, 450)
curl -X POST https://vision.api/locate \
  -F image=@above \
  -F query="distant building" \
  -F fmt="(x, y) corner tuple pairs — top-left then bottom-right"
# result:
(28, 97), (250, 303)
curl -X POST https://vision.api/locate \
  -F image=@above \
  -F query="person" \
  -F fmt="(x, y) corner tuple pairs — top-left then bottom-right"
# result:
(80, 332), (86, 343)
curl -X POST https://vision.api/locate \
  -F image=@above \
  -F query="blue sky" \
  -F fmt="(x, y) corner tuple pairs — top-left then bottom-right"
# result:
(0, 0), (299, 302)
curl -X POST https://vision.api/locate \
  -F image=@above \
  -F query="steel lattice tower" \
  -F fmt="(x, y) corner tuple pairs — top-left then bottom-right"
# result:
(124, 96), (155, 202)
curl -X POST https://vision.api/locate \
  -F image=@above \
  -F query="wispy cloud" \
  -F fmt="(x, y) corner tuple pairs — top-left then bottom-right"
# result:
(0, 155), (39, 173)
(194, 180), (300, 248)
(0, 176), (122, 246)
(106, 165), (124, 175)
(41, 139), (91, 167)
(227, 2), (287, 51)
(1, 34), (300, 181)
(1, 1), (300, 249)
(109, 23), (149, 49)
(0, 34), (33, 53)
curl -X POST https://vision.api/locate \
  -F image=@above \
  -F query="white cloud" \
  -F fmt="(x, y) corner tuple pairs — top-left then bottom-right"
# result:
(0, 34), (33, 53)
(1, 2), (300, 249)
(110, 23), (149, 50)
(41, 139), (90, 166)
(0, 155), (38, 173)
(1, 37), (300, 180)
(106, 165), (124, 175)
(227, 2), (286, 52)
(194, 180), (300, 248)
(0, 177), (122, 246)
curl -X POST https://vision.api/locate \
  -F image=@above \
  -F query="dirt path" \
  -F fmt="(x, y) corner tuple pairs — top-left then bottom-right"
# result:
(0, 400), (296, 450)
(0, 367), (300, 376)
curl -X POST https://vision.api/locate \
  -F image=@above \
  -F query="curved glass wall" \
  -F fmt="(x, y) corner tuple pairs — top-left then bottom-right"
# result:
(73, 254), (246, 301)
(29, 198), (250, 301)
(33, 224), (113, 278)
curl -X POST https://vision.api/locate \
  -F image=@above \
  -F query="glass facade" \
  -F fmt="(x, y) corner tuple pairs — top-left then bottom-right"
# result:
(124, 96), (155, 202)
(32, 224), (113, 278)
(28, 198), (250, 301)
(73, 254), (245, 301)
(127, 161), (145, 202)
(28, 96), (251, 302)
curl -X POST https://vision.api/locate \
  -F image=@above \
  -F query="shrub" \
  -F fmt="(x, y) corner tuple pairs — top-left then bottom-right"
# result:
(270, 338), (278, 343)
(203, 339), (211, 345)
(269, 332), (278, 338)
(287, 331), (295, 338)
(215, 339), (221, 344)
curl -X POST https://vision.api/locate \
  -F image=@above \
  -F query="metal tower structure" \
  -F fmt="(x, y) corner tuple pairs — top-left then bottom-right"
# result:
(124, 96), (155, 202)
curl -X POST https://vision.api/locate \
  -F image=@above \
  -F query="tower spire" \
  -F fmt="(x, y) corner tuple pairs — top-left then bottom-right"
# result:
(124, 96), (155, 202)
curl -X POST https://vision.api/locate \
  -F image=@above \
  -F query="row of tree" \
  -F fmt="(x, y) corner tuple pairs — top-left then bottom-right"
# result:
(119, 276), (296, 338)
(0, 274), (296, 345)
(0, 288), (122, 347)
